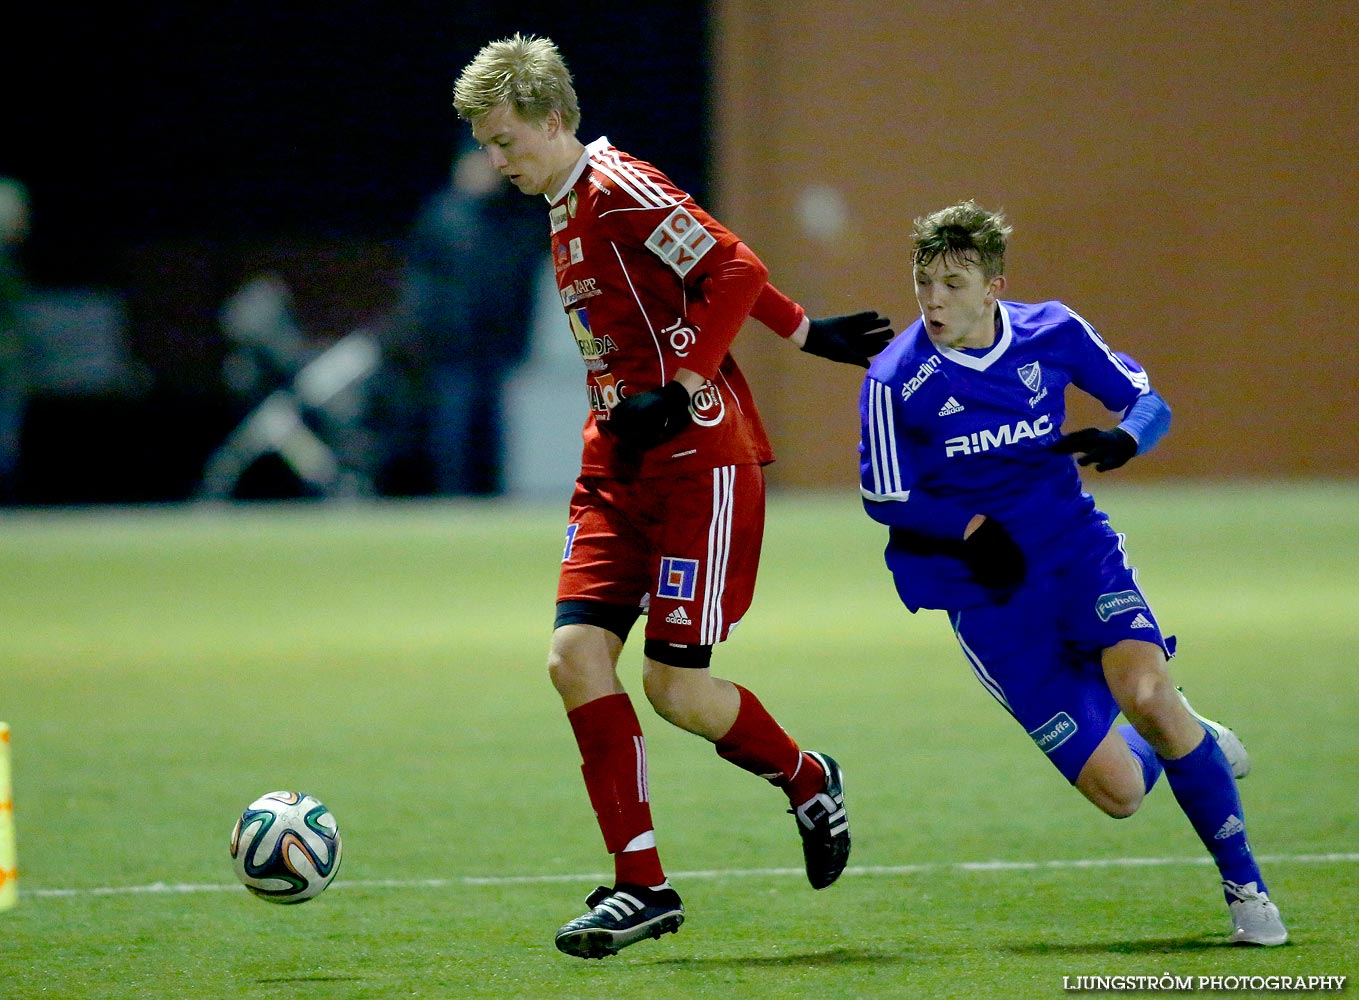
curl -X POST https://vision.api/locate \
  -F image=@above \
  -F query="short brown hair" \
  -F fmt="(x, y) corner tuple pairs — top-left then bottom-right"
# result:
(912, 200), (1012, 279)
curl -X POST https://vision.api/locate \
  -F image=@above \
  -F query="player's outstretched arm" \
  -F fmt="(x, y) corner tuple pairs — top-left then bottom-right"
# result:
(800, 312), (895, 368)
(1053, 387), (1172, 473)
(1052, 427), (1138, 472)
(750, 283), (893, 368)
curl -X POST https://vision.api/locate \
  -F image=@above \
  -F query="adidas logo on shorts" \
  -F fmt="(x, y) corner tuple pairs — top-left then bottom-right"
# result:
(1130, 613), (1154, 629)
(665, 606), (692, 626)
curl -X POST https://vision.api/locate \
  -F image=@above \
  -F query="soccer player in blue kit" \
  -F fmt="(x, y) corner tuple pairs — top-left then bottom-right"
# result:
(858, 200), (1287, 946)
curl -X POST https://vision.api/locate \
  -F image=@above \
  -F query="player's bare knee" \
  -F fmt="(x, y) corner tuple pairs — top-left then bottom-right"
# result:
(641, 669), (689, 726)
(547, 634), (613, 702)
(549, 623), (622, 693)
(1104, 640), (1173, 722)
(1121, 692), (1197, 756)
(1077, 743), (1146, 818)
(642, 661), (729, 738)
(1097, 788), (1143, 819)
(1122, 683), (1172, 727)
(546, 647), (579, 695)
(1078, 778), (1143, 819)
(1103, 801), (1141, 820)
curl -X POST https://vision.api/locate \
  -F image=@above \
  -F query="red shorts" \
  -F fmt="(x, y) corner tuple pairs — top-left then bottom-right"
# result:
(557, 465), (766, 646)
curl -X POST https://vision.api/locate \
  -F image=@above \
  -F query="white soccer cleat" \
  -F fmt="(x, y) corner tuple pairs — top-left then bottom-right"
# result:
(1225, 880), (1288, 946)
(1177, 687), (1250, 779)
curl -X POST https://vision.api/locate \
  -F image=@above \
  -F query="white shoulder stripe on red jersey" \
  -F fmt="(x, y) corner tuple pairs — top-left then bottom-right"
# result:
(593, 146), (672, 204)
(589, 148), (675, 210)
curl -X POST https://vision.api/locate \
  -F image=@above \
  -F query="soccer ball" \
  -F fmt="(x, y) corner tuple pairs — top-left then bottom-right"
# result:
(230, 790), (342, 904)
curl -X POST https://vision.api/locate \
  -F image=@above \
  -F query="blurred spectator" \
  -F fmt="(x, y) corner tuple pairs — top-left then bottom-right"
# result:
(218, 272), (309, 399)
(389, 140), (544, 496)
(0, 178), (32, 503)
(199, 273), (382, 500)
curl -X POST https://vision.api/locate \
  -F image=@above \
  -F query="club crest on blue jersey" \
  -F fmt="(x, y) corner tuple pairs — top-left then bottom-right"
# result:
(1018, 361), (1043, 393)
(657, 557), (699, 601)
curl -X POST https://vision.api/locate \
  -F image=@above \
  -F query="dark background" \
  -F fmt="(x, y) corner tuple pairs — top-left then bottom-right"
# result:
(5, 3), (709, 502)
(11, 3), (1353, 502)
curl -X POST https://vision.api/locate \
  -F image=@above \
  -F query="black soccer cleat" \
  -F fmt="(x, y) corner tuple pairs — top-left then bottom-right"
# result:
(553, 883), (685, 959)
(791, 751), (851, 889)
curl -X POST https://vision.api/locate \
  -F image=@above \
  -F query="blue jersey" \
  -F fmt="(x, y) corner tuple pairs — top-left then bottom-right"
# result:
(859, 300), (1155, 611)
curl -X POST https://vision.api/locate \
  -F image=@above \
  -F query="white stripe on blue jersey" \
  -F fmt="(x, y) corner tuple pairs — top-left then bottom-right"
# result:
(953, 611), (1013, 713)
(864, 377), (906, 500)
(1068, 308), (1149, 395)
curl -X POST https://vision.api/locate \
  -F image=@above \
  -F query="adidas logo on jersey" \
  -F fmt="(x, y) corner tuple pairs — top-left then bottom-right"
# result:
(938, 396), (965, 416)
(1215, 814), (1245, 840)
(665, 606), (692, 626)
(1130, 613), (1154, 629)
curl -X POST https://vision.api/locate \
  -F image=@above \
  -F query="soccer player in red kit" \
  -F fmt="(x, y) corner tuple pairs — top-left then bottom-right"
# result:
(454, 34), (892, 959)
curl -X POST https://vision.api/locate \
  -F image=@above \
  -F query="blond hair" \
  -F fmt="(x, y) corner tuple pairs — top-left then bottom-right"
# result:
(453, 33), (581, 132)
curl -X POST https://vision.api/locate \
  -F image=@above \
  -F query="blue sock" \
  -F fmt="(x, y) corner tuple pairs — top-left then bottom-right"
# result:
(1160, 732), (1266, 899)
(1119, 724), (1163, 793)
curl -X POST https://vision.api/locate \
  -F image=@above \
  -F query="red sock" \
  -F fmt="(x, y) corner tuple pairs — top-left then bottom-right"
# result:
(567, 693), (665, 887)
(713, 685), (824, 803)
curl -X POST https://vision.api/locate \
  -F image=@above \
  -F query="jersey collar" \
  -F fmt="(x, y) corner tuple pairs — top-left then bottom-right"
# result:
(938, 301), (1014, 371)
(545, 136), (609, 206)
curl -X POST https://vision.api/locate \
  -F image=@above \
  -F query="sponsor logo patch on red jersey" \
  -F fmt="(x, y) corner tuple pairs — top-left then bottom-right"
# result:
(658, 556), (699, 601)
(645, 206), (717, 277)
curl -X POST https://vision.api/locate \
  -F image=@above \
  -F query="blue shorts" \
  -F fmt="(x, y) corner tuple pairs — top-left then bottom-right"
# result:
(947, 519), (1175, 783)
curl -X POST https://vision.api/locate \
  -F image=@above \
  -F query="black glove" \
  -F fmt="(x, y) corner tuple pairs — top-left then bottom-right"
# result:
(1053, 427), (1137, 472)
(605, 381), (691, 450)
(801, 311), (894, 368)
(962, 518), (1026, 591)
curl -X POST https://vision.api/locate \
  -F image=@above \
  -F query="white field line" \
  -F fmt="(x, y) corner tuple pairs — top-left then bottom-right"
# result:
(24, 852), (1359, 900)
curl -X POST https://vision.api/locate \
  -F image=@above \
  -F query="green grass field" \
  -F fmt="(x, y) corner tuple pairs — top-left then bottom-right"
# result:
(2, 484), (1355, 999)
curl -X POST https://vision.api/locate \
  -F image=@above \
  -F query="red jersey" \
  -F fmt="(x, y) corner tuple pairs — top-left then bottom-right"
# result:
(547, 137), (796, 479)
